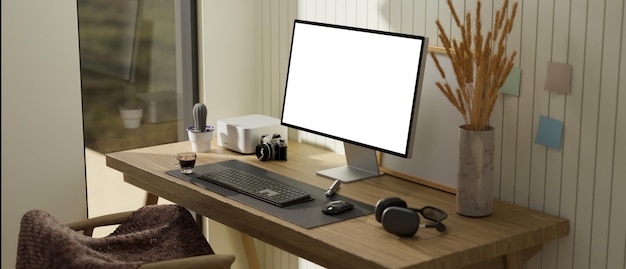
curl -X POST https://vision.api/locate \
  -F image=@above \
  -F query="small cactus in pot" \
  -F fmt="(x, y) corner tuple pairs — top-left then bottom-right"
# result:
(187, 103), (214, 152)
(192, 103), (208, 132)
(119, 82), (143, 128)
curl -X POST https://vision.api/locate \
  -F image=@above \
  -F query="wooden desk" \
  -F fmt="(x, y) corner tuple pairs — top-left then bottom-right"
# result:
(106, 141), (569, 269)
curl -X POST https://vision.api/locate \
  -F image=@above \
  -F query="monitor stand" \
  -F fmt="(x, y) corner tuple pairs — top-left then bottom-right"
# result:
(316, 142), (383, 183)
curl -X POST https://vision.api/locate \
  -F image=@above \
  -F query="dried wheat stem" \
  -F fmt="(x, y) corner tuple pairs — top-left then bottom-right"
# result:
(433, 0), (518, 131)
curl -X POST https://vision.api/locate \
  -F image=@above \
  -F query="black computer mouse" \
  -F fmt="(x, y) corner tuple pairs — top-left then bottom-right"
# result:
(322, 200), (354, 215)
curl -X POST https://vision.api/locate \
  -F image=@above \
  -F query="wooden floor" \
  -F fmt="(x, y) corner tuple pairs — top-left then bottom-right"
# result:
(85, 148), (174, 237)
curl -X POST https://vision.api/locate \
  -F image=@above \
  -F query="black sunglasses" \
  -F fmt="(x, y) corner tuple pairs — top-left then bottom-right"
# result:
(414, 206), (448, 232)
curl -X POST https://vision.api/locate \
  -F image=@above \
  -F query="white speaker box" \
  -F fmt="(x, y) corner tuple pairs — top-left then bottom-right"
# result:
(217, 114), (288, 154)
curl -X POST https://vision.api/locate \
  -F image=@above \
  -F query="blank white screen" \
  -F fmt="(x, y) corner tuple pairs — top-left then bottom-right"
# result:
(281, 21), (427, 157)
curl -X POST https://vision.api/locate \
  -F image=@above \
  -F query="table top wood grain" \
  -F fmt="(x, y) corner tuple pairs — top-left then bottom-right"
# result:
(106, 140), (569, 269)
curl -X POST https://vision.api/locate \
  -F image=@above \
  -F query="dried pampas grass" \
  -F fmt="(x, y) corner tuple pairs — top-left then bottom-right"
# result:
(432, 0), (518, 131)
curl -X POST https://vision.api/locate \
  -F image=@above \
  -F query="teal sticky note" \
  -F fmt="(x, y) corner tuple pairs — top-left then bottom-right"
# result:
(499, 67), (521, 96)
(535, 115), (564, 149)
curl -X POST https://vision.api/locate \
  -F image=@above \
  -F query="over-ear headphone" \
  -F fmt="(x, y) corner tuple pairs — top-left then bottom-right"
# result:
(375, 197), (448, 237)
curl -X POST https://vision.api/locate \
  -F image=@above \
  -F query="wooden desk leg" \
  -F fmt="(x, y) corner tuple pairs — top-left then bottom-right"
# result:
(195, 213), (203, 229)
(240, 233), (261, 269)
(505, 244), (543, 269)
(504, 251), (523, 269)
(144, 192), (159, 205)
(143, 191), (205, 229)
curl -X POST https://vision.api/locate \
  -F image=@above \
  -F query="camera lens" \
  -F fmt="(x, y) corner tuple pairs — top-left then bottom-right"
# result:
(255, 143), (272, 161)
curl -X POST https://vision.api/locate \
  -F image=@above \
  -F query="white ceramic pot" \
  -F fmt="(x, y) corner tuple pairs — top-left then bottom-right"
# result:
(187, 126), (215, 152)
(119, 108), (143, 129)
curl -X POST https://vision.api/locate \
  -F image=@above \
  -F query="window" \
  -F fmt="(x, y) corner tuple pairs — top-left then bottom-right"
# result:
(78, 0), (197, 153)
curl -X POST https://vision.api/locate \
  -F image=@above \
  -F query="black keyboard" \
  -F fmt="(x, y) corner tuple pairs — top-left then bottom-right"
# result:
(198, 167), (313, 207)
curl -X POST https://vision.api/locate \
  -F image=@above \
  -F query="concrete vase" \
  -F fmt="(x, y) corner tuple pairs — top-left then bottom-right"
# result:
(456, 125), (495, 217)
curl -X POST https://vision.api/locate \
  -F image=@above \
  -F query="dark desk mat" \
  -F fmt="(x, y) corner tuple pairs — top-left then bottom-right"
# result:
(167, 159), (374, 229)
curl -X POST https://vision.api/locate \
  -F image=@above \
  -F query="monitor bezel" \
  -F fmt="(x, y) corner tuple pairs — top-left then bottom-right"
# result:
(281, 20), (429, 159)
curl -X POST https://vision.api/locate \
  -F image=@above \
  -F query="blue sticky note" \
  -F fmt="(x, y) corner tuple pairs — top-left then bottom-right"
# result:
(535, 115), (564, 149)
(499, 67), (521, 96)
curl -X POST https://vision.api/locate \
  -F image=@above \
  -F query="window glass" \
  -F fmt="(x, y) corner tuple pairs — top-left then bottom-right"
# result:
(78, 0), (197, 153)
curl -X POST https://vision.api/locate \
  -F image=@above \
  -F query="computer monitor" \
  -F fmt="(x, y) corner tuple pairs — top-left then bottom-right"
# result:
(281, 20), (429, 183)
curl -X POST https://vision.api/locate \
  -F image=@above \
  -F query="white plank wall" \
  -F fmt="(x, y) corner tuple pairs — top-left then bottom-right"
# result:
(252, 1), (626, 268)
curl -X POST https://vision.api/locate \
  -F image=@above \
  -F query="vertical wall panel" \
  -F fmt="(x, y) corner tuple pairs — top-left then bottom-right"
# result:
(435, 0), (451, 47)
(559, 0), (587, 268)
(345, 0), (357, 26)
(270, 0), (280, 117)
(412, 1), (427, 35)
(278, 0), (290, 117)
(257, 2), (270, 268)
(546, 0), (568, 220)
(512, 0), (538, 207)
(401, 0), (414, 34)
(607, 6), (626, 268)
(591, 0), (622, 267)
(487, 0), (507, 205)
(355, 0), (366, 27)
(523, 1), (551, 267)
(336, 0), (346, 25)
(528, 0), (552, 256)
(498, 0), (522, 202)
(315, 0), (326, 21)
(255, 0), (264, 117)
(575, 0), (605, 267)
(304, 0), (315, 20)
(425, 1), (440, 46)
(529, 0), (554, 213)
(377, 0), (389, 31)
(254, 1), (626, 268)
(529, 0), (552, 255)
(365, 0), (376, 28)
(261, 0), (272, 115)
(326, 0), (336, 23)
(530, 0), (554, 264)
(388, 0), (402, 32)
(544, 0), (570, 268)
(489, 0), (505, 201)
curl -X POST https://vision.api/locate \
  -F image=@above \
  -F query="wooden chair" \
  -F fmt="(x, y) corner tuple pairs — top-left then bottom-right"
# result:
(16, 204), (235, 269)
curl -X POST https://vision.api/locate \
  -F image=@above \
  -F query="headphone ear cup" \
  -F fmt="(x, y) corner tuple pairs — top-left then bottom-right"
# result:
(375, 197), (407, 222)
(381, 207), (420, 237)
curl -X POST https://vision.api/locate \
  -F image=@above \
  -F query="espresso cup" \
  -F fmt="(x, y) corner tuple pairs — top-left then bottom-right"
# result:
(172, 152), (197, 174)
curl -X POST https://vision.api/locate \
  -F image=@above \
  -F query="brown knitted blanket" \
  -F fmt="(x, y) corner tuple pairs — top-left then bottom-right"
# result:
(16, 204), (215, 269)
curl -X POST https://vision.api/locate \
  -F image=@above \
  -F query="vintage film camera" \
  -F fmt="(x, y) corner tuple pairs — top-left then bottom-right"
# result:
(255, 133), (287, 161)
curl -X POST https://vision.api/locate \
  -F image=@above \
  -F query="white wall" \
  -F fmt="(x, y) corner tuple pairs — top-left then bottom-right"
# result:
(198, 1), (262, 269)
(1, 0), (87, 268)
(250, 1), (626, 269)
(199, 0), (260, 127)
